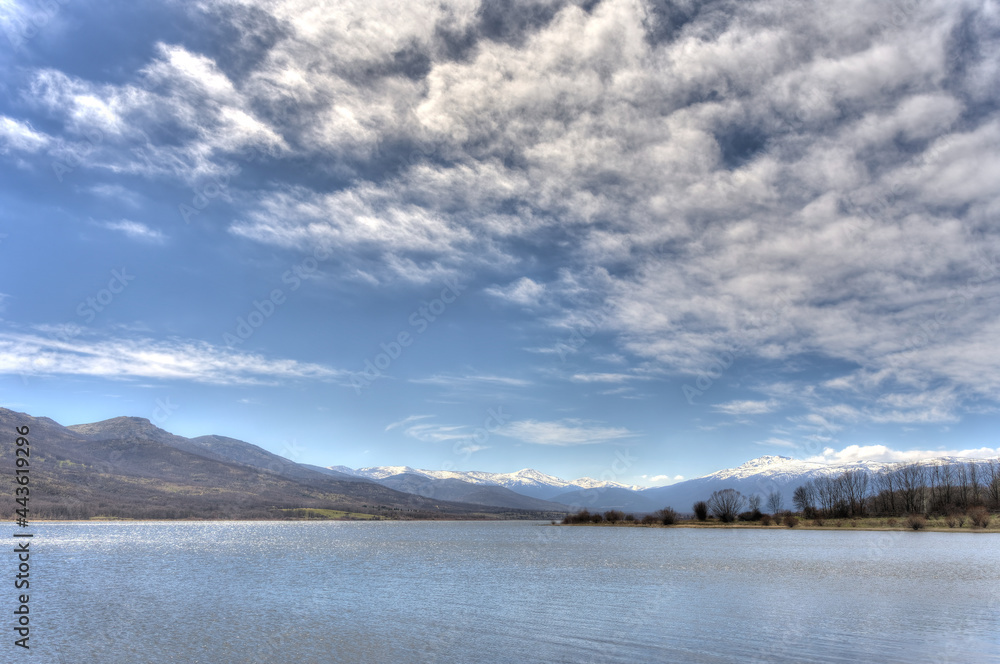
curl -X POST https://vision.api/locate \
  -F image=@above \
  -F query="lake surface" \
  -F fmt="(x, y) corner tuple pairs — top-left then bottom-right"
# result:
(15, 521), (1000, 663)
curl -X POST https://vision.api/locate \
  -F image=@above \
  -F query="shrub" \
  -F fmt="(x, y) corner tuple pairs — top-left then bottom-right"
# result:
(906, 514), (926, 530)
(812, 518), (824, 527)
(886, 518), (897, 527)
(604, 509), (624, 523)
(708, 489), (747, 523)
(760, 514), (772, 526)
(783, 515), (798, 528)
(656, 507), (679, 525)
(969, 508), (992, 529)
(640, 514), (659, 525)
(850, 520), (858, 528)
(738, 509), (763, 522)
(693, 501), (708, 521)
(624, 513), (635, 522)
(591, 513), (604, 523)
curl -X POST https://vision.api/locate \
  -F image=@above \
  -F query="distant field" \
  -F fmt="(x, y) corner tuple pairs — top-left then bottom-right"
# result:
(278, 508), (382, 520)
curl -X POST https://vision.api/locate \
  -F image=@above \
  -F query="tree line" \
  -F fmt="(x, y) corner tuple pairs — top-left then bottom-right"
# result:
(792, 460), (1000, 518)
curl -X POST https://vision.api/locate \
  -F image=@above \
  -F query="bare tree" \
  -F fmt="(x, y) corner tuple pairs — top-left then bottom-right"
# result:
(792, 482), (816, 513)
(767, 490), (783, 514)
(748, 494), (762, 513)
(897, 463), (925, 514)
(707, 489), (746, 523)
(692, 501), (708, 521)
(842, 470), (870, 517)
(985, 460), (1000, 509)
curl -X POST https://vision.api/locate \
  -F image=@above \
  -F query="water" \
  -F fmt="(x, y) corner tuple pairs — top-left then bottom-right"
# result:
(12, 521), (1000, 663)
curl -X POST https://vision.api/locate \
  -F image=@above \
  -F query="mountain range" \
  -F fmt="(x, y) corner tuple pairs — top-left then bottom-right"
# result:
(2, 406), (996, 518)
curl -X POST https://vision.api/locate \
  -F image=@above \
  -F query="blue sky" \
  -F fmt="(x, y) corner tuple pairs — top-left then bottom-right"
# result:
(1, 0), (999, 485)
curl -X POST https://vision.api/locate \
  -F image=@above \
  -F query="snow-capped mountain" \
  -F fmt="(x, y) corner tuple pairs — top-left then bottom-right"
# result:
(328, 465), (638, 500)
(329, 454), (998, 514)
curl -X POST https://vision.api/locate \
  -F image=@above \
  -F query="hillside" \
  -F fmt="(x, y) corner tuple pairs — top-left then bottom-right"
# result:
(0, 408), (564, 520)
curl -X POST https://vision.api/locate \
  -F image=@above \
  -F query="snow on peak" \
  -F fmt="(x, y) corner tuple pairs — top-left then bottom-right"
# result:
(736, 455), (793, 469)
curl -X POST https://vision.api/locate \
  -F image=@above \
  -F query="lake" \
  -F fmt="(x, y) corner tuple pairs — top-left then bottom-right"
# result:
(17, 521), (1000, 663)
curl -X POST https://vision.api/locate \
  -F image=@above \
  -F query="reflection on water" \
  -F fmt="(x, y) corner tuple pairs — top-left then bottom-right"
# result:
(21, 521), (1000, 663)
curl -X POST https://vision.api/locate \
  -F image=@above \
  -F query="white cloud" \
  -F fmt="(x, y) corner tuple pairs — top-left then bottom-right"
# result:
(807, 444), (1000, 465)
(410, 373), (532, 388)
(485, 277), (545, 306)
(385, 414), (433, 431)
(0, 332), (347, 386)
(0, 116), (51, 154)
(754, 437), (798, 449)
(713, 399), (778, 416)
(570, 373), (634, 383)
(101, 220), (166, 243)
(501, 418), (636, 446)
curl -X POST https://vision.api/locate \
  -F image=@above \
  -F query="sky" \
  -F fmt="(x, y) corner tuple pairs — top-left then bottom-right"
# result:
(1, 0), (999, 486)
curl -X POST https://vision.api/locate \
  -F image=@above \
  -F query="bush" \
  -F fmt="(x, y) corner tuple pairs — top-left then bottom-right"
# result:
(563, 509), (593, 524)
(738, 509), (763, 522)
(812, 518), (824, 527)
(906, 514), (926, 530)
(591, 513), (604, 523)
(655, 507), (679, 525)
(693, 501), (708, 521)
(624, 513), (635, 522)
(604, 510), (624, 523)
(783, 515), (798, 528)
(886, 518), (897, 527)
(640, 514), (659, 525)
(760, 514), (772, 526)
(969, 507), (992, 529)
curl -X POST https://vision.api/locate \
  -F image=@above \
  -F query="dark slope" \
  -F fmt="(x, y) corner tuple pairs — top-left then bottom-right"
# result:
(0, 408), (558, 520)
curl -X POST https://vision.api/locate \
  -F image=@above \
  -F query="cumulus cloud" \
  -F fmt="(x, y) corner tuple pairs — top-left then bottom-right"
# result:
(807, 444), (1000, 465)
(5, 0), (1000, 423)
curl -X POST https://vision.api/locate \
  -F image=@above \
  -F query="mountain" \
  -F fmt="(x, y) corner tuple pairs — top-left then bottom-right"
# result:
(0, 408), (563, 520)
(639, 455), (999, 515)
(338, 465), (638, 500)
(375, 473), (571, 511)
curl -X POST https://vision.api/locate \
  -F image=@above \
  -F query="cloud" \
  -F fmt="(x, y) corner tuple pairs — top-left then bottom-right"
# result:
(100, 220), (166, 243)
(0, 116), (51, 154)
(401, 422), (470, 443)
(501, 419), (636, 446)
(6, 0), (1000, 424)
(754, 437), (798, 449)
(410, 373), (532, 388)
(485, 277), (545, 306)
(0, 331), (348, 386)
(807, 444), (1000, 465)
(713, 399), (778, 416)
(385, 414), (433, 431)
(569, 372), (635, 383)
